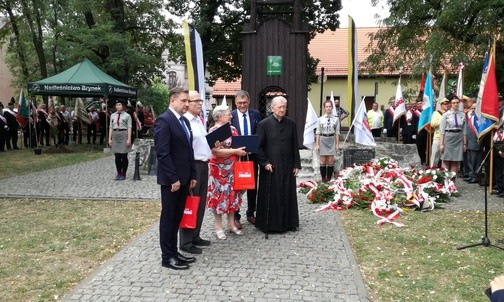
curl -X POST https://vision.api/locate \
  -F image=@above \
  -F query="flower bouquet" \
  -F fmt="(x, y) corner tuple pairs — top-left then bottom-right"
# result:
(298, 180), (335, 204)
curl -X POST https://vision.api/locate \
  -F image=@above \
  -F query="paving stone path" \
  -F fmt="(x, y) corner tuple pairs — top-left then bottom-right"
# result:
(0, 156), (369, 301)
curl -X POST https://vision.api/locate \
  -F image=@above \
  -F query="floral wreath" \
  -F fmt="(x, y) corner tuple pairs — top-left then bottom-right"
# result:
(298, 157), (458, 227)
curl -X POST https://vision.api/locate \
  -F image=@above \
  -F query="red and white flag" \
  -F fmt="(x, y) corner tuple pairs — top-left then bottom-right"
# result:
(303, 98), (318, 149)
(393, 77), (405, 124)
(353, 97), (376, 147)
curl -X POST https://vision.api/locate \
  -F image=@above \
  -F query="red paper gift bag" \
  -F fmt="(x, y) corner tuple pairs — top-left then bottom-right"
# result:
(179, 193), (200, 229)
(233, 161), (255, 190)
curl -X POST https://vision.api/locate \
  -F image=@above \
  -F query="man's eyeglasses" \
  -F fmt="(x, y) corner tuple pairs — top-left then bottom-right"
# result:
(189, 99), (203, 103)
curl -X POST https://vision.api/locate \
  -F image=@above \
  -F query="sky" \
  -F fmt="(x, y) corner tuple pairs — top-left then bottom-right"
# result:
(338, 0), (390, 27)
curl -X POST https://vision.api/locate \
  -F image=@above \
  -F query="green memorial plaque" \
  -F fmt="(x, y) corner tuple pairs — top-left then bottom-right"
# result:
(267, 56), (282, 76)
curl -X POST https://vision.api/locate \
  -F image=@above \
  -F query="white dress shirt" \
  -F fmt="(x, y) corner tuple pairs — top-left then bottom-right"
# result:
(238, 110), (251, 135)
(184, 112), (212, 161)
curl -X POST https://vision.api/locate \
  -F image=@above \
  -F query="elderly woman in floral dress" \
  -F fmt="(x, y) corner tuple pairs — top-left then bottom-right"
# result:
(207, 104), (247, 240)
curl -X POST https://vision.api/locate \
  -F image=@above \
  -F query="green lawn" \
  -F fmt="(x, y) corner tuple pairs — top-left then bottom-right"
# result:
(341, 208), (504, 302)
(0, 144), (110, 180)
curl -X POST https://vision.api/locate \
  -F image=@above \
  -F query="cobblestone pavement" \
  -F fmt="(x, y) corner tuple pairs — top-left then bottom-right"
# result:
(0, 157), (369, 301)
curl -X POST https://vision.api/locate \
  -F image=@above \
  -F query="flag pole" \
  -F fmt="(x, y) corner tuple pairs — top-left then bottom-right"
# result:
(426, 130), (431, 166)
(397, 122), (400, 144)
(489, 130), (494, 193)
(342, 120), (355, 147)
(28, 101), (32, 149)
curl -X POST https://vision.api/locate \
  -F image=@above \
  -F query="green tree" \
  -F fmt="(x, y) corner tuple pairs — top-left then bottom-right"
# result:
(166, 0), (342, 85)
(138, 76), (169, 115)
(1, 0), (178, 89)
(366, 0), (504, 93)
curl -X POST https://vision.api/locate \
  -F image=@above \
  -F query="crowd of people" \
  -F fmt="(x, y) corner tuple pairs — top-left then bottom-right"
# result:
(311, 92), (503, 187)
(154, 88), (300, 270)
(0, 99), (148, 151)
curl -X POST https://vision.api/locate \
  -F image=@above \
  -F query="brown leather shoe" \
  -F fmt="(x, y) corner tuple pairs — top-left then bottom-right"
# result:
(247, 216), (256, 225)
(234, 220), (242, 229)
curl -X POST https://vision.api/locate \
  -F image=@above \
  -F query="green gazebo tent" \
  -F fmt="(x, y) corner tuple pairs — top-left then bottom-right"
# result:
(27, 58), (137, 98)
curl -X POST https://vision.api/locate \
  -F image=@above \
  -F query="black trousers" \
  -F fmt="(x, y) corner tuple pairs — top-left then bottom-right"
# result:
(179, 161), (208, 249)
(466, 149), (482, 180)
(160, 184), (188, 260)
(416, 129), (428, 165)
(235, 153), (259, 220)
(6, 126), (18, 149)
(87, 123), (97, 144)
(114, 153), (128, 175)
(38, 121), (50, 145)
(494, 152), (504, 191)
(0, 128), (6, 151)
(99, 127), (107, 144)
(371, 128), (382, 137)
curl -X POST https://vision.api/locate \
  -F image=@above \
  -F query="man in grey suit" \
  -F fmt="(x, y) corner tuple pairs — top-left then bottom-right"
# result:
(463, 101), (482, 184)
(154, 87), (197, 270)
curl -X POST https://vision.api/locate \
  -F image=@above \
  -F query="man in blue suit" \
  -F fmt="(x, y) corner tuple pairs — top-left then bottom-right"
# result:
(231, 90), (261, 228)
(154, 87), (197, 270)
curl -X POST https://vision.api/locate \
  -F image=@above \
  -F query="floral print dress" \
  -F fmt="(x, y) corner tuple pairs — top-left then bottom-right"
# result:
(207, 125), (243, 214)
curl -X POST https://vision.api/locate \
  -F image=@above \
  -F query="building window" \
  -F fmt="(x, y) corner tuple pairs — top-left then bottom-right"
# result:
(168, 71), (178, 88)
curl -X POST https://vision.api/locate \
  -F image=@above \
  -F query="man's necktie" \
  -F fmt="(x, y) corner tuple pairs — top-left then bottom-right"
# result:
(243, 113), (248, 135)
(180, 117), (190, 142)
(117, 113), (121, 127)
(454, 113), (459, 127)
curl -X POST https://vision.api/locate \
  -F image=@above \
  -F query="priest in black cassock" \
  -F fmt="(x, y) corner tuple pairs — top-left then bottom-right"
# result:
(256, 96), (301, 233)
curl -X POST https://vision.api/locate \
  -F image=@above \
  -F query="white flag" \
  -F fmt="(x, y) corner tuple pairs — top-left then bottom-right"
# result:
(330, 91), (337, 117)
(303, 98), (318, 149)
(456, 62), (464, 111)
(393, 77), (405, 124)
(437, 72), (447, 110)
(353, 97), (376, 147)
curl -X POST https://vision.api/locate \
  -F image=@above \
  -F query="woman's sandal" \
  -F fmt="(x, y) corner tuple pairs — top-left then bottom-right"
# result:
(216, 229), (227, 240)
(229, 227), (243, 236)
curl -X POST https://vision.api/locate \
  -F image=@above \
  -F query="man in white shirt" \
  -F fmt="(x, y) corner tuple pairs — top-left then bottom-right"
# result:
(87, 107), (99, 144)
(367, 102), (384, 137)
(179, 90), (212, 254)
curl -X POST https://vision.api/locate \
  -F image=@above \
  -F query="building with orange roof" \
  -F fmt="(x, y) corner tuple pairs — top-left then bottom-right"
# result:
(212, 27), (419, 128)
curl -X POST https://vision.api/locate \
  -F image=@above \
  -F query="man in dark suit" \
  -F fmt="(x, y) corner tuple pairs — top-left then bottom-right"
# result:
(231, 90), (261, 228)
(154, 87), (197, 270)
(464, 101), (482, 184)
(4, 101), (20, 150)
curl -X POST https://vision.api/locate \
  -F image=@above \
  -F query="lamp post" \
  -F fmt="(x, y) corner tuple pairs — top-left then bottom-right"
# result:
(319, 67), (325, 116)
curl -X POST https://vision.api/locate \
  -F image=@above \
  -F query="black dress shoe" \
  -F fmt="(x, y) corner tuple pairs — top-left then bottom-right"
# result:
(468, 179), (479, 184)
(176, 252), (197, 263)
(492, 190), (500, 195)
(180, 245), (202, 254)
(162, 257), (189, 270)
(193, 238), (211, 246)
(247, 216), (256, 225)
(498, 192), (504, 198)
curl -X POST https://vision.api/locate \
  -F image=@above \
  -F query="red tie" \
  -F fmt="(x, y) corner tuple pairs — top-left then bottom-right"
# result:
(117, 113), (121, 127)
